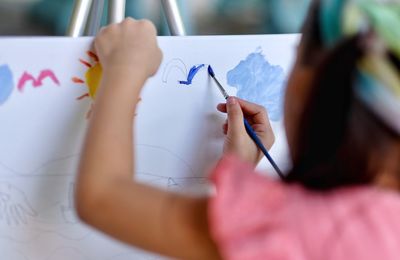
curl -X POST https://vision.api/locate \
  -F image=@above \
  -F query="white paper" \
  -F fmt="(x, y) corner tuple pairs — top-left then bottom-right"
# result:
(0, 35), (299, 260)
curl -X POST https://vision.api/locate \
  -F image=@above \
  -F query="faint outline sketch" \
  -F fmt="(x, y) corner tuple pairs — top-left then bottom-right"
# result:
(227, 47), (287, 121)
(136, 144), (195, 176)
(162, 58), (187, 84)
(105, 251), (163, 260)
(44, 247), (89, 260)
(61, 182), (79, 224)
(0, 182), (37, 226)
(167, 177), (179, 188)
(137, 172), (206, 190)
(0, 246), (29, 260)
(0, 142), (207, 243)
(0, 154), (79, 177)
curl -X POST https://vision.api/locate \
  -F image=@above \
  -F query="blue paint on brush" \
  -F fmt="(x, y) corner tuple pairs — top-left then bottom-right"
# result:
(207, 65), (215, 77)
(179, 64), (205, 85)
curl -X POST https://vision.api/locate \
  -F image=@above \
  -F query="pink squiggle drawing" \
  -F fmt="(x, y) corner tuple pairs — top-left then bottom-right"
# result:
(17, 70), (60, 92)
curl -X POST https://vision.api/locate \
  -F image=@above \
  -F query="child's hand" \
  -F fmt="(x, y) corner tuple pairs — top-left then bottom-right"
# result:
(94, 18), (162, 80)
(217, 97), (275, 166)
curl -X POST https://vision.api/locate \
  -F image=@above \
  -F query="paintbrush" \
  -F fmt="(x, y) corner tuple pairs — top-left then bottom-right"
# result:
(208, 65), (284, 179)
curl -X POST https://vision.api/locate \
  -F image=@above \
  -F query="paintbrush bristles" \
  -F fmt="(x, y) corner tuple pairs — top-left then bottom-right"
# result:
(207, 65), (215, 77)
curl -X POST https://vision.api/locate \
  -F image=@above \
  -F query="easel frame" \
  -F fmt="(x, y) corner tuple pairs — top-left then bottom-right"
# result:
(67, 0), (186, 37)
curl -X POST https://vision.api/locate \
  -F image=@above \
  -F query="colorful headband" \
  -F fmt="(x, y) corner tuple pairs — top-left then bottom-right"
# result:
(320, 0), (400, 134)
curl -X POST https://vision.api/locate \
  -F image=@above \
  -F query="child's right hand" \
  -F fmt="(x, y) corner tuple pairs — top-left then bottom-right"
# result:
(94, 18), (162, 80)
(217, 97), (275, 166)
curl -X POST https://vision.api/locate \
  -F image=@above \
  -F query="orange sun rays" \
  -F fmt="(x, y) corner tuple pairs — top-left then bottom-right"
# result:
(72, 51), (100, 101)
(72, 51), (142, 119)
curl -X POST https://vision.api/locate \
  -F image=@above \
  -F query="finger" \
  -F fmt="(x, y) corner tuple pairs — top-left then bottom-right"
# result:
(226, 97), (246, 136)
(218, 99), (270, 125)
(223, 123), (228, 135)
(217, 103), (227, 113)
(235, 98), (270, 125)
(122, 17), (137, 24)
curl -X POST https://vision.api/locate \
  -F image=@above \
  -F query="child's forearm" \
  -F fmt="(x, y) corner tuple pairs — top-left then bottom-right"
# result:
(75, 67), (219, 258)
(76, 67), (146, 214)
(78, 68), (145, 185)
(75, 19), (220, 259)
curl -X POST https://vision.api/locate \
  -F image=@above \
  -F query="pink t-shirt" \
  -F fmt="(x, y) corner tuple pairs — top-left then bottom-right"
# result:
(208, 156), (400, 260)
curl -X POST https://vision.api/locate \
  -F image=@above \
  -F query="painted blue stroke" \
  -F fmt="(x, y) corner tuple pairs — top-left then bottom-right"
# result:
(0, 64), (14, 105)
(179, 64), (205, 85)
(227, 50), (286, 121)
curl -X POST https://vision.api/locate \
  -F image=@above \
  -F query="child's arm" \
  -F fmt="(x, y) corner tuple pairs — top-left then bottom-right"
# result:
(75, 18), (220, 259)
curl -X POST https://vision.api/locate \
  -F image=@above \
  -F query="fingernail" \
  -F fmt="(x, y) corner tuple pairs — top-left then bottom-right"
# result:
(228, 97), (237, 105)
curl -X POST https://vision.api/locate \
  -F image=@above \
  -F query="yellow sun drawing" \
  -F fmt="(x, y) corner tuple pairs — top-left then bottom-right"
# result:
(72, 51), (141, 118)
(72, 51), (102, 101)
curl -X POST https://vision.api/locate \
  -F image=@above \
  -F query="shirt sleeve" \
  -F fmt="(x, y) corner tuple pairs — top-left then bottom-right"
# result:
(208, 155), (305, 260)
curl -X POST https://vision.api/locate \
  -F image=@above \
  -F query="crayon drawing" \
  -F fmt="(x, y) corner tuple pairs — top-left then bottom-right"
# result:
(17, 70), (60, 92)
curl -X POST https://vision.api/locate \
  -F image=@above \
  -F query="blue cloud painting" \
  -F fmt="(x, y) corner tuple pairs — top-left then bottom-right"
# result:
(0, 64), (14, 105)
(227, 49), (287, 121)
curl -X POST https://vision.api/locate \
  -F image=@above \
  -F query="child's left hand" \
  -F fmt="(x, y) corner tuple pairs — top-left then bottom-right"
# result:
(94, 18), (163, 83)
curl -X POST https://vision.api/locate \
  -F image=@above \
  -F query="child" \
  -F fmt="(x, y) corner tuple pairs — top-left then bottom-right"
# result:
(76, 0), (400, 259)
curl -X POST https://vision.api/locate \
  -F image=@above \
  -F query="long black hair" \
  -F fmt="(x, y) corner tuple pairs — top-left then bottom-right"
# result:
(284, 0), (400, 190)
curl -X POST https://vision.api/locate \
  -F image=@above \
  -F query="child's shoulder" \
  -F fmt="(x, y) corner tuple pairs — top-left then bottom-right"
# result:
(209, 155), (400, 260)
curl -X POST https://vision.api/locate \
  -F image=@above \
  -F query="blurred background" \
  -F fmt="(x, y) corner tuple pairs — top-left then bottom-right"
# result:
(0, 0), (311, 36)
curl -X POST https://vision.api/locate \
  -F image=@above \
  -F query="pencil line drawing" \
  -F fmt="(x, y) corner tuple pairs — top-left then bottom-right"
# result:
(105, 251), (163, 260)
(0, 182), (38, 226)
(61, 182), (78, 224)
(0, 223), (92, 243)
(0, 142), (205, 243)
(137, 172), (207, 189)
(44, 246), (89, 260)
(0, 247), (30, 260)
(0, 143), (196, 178)
(161, 58), (187, 84)
(137, 144), (196, 176)
(0, 154), (79, 177)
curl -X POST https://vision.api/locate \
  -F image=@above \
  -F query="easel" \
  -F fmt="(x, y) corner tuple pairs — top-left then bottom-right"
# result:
(67, 0), (186, 37)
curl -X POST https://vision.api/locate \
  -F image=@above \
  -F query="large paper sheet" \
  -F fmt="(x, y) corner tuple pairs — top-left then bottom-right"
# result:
(0, 35), (298, 260)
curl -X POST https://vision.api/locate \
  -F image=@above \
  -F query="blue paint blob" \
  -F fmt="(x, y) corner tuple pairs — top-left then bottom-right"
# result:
(207, 65), (215, 77)
(227, 50), (287, 121)
(0, 64), (14, 105)
(179, 64), (205, 85)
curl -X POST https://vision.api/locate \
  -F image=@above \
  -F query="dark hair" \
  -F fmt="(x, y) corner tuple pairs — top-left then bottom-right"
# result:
(284, 0), (400, 190)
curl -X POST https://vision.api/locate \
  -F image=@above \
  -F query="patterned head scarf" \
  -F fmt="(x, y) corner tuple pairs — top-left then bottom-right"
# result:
(320, 0), (400, 134)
